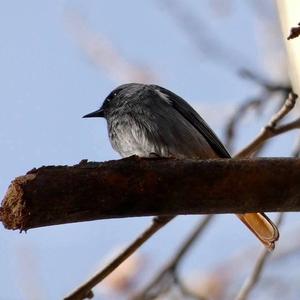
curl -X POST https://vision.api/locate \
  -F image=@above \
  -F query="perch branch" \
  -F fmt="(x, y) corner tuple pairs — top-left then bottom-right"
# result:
(2, 158), (300, 231)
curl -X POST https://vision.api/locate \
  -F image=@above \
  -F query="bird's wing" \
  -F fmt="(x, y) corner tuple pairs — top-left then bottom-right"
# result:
(149, 86), (280, 251)
(150, 85), (231, 158)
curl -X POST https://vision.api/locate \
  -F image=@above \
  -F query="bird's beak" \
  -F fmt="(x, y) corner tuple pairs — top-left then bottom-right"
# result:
(82, 108), (104, 118)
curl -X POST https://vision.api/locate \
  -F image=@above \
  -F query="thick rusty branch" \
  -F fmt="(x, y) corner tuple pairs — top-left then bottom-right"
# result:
(1, 157), (300, 231)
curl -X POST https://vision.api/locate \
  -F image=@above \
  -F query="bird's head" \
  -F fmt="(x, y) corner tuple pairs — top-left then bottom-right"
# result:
(83, 83), (145, 119)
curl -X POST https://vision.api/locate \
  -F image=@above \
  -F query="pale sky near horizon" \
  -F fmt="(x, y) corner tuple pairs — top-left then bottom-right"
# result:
(0, 1), (298, 299)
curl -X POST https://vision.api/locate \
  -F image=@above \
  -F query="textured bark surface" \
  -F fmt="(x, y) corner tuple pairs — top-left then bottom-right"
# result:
(1, 157), (300, 231)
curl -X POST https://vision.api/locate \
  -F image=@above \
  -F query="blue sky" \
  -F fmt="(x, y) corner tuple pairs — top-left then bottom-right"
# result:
(0, 1), (298, 299)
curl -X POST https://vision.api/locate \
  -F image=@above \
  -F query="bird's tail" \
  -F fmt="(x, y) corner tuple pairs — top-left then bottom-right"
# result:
(237, 213), (279, 251)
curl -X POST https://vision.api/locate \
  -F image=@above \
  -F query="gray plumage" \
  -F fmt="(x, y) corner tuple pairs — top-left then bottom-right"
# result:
(83, 83), (231, 160)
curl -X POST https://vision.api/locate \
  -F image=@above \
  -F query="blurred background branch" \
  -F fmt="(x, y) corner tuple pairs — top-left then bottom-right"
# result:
(132, 215), (214, 300)
(65, 11), (158, 84)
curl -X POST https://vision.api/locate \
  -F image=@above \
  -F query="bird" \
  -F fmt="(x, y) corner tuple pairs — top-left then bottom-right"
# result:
(83, 83), (279, 250)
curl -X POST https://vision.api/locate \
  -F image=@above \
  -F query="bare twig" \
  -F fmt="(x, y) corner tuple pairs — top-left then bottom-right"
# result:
(225, 97), (266, 151)
(234, 213), (284, 300)
(224, 70), (291, 151)
(239, 70), (291, 93)
(287, 22), (300, 40)
(64, 216), (173, 300)
(235, 92), (299, 158)
(132, 215), (213, 300)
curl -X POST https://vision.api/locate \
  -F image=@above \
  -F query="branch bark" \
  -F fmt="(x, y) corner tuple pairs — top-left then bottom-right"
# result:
(1, 157), (300, 231)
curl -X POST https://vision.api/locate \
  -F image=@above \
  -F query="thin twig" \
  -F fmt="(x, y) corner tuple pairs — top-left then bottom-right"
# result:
(225, 97), (266, 151)
(234, 213), (284, 300)
(224, 70), (291, 151)
(235, 92), (299, 158)
(64, 216), (173, 300)
(239, 70), (291, 93)
(132, 215), (213, 300)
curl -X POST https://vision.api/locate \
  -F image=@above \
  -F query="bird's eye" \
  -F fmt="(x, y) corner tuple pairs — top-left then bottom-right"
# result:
(105, 88), (122, 104)
(108, 93), (116, 101)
